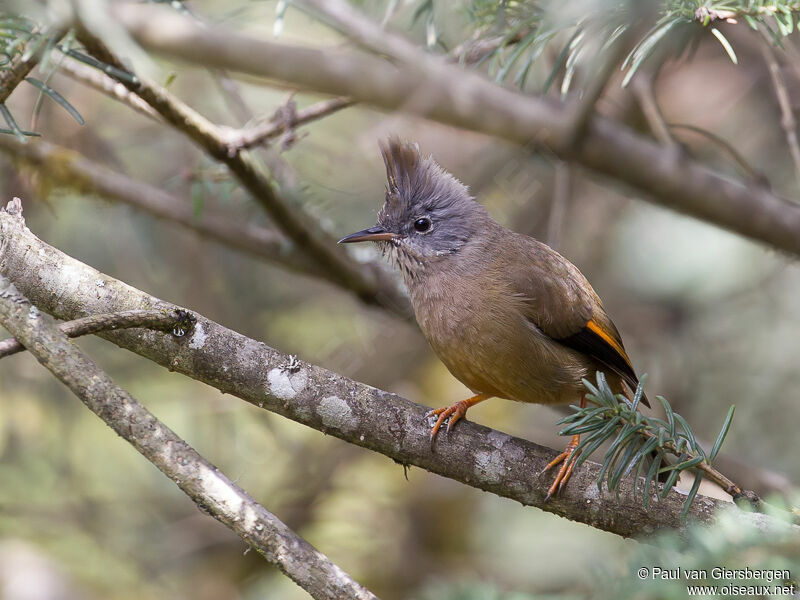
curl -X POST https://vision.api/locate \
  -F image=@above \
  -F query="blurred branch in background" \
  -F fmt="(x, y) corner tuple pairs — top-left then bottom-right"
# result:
(224, 96), (356, 152)
(0, 200), (378, 600)
(759, 32), (800, 186)
(72, 27), (412, 320)
(112, 3), (800, 260)
(0, 135), (332, 280)
(55, 50), (160, 121)
(0, 198), (793, 540)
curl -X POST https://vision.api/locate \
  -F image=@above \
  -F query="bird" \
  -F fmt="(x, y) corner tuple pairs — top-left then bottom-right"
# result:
(339, 138), (648, 499)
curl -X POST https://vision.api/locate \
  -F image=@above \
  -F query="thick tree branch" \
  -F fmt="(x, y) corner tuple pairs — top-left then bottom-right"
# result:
(72, 28), (411, 319)
(113, 4), (800, 259)
(0, 246), (377, 600)
(0, 308), (188, 359)
(1, 198), (793, 539)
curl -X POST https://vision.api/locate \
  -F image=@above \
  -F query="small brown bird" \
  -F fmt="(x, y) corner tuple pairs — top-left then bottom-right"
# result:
(340, 138), (648, 499)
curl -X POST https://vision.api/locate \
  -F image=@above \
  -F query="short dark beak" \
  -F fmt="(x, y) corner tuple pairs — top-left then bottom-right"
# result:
(338, 226), (400, 244)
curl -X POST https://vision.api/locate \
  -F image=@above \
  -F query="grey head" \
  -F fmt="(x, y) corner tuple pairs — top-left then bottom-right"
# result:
(339, 138), (494, 280)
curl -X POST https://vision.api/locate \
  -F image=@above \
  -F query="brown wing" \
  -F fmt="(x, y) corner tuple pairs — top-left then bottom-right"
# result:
(502, 234), (649, 407)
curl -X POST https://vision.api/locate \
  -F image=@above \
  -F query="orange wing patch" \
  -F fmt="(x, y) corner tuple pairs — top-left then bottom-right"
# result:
(585, 319), (632, 370)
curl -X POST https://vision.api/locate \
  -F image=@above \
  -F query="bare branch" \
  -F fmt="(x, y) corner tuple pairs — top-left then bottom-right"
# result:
(0, 262), (378, 600)
(112, 4), (800, 259)
(631, 73), (675, 147)
(56, 52), (160, 121)
(227, 96), (355, 151)
(759, 34), (800, 186)
(0, 308), (188, 359)
(451, 29), (532, 65)
(667, 123), (767, 185)
(73, 26), (411, 319)
(2, 199), (794, 539)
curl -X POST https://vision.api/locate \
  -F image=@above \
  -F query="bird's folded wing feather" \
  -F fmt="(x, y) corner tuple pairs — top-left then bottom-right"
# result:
(502, 235), (649, 407)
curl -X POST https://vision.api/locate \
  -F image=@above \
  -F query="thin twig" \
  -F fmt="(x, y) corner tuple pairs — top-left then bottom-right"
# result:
(668, 123), (768, 186)
(56, 52), (160, 121)
(562, 30), (632, 151)
(0, 308), (189, 359)
(227, 96), (355, 151)
(546, 161), (570, 250)
(451, 29), (532, 65)
(0, 261), (378, 600)
(631, 72), (675, 146)
(759, 32), (800, 188)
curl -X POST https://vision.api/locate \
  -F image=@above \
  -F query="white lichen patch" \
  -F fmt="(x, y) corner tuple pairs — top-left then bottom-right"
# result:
(266, 367), (309, 401)
(195, 463), (255, 526)
(288, 369), (308, 394)
(267, 368), (297, 399)
(188, 322), (208, 349)
(317, 395), (358, 434)
(487, 430), (511, 449)
(474, 449), (506, 484)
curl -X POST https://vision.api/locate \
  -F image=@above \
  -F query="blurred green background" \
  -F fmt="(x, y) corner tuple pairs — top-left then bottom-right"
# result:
(0, 1), (799, 598)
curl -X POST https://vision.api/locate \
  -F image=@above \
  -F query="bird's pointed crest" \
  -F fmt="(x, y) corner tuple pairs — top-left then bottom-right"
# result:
(380, 137), (421, 199)
(378, 137), (470, 217)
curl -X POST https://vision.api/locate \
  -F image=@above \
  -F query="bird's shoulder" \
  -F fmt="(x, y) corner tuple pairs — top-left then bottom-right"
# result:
(493, 231), (599, 339)
(491, 230), (646, 404)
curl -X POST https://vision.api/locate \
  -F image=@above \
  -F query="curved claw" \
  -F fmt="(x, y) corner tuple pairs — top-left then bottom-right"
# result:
(425, 393), (491, 450)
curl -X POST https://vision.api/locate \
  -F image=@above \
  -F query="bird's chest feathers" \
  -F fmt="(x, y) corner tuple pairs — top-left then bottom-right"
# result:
(410, 268), (518, 381)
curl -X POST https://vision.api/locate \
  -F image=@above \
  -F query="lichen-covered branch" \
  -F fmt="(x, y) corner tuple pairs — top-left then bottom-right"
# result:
(1, 198), (793, 539)
(0, 216), (377, 600)
(0, 308), (187, 359)
(112, 3), (800, 259)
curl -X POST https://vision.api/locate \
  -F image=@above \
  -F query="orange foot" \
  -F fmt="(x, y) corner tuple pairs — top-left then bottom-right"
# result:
(542, 394), (587, 500)
(542, 433), (582, 501)
(425, 393), (490, 449)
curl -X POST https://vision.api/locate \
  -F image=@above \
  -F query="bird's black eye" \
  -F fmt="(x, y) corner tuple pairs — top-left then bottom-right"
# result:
(413, 217), (432, 233)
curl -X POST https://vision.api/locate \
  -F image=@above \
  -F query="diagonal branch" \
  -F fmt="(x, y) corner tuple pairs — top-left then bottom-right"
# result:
(759, 34), (800, 187)
(72, 27), (411, 319)
(112, 3), (800, 259)
(225, 96), (356, 151)
(0, 250), (377, 600)
(56, 51), (160, 121)
(1, 198), (794, 539)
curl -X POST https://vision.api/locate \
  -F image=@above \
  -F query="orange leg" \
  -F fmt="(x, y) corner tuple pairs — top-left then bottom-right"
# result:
(425, 393), (491, 447)
(543, 395), (587, 501)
